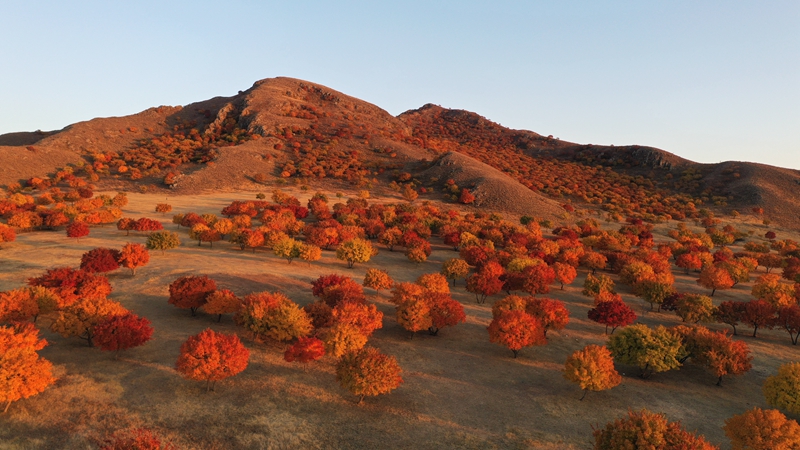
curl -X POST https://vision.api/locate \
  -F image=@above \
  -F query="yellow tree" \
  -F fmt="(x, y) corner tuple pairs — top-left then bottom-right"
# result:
(0, 324), (56, 413)
(363, 268), (394, 293)
(563, 344), (621, 400)
(336, 238), (376, 268)
(764, 362), (800, 415)
(321, 322), (368, 358)
(440, 258), (470, 286)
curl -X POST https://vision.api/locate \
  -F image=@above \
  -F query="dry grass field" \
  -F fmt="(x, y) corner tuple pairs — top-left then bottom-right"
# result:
(1, 188), (798, 449)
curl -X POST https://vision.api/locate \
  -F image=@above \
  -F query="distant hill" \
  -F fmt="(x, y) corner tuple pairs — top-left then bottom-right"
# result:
(2, 76), (798, 228)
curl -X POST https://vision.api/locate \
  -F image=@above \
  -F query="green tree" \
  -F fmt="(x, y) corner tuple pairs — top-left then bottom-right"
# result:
(145, 231), (181, 254)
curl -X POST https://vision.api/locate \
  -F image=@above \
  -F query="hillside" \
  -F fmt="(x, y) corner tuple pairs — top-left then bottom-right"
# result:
(1, 76), (798, 228)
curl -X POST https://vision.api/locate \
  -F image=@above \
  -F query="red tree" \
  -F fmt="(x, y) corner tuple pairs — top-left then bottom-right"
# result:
(715, 300), (746, 335)
(168, 275), (216, 316)
(93, 313), (154, 355)
(522, 264), (556, 296)
(80, 248), (121, 273)
(743, 299), (777, 337)
(66, 221), (89, 241)
(284, 336), (325, 365)
(175, 329), (249, 391)
(525, 297), (569, 337)
(466, 261), (505, 304)
(588, 300), (637, 334)
(133, 218), (164, 233)
(777, 305), (800, 345)
(28, 267), (112, 308)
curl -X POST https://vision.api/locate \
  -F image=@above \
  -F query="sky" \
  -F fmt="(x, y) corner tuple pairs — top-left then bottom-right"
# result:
(1, 1), (798, 169)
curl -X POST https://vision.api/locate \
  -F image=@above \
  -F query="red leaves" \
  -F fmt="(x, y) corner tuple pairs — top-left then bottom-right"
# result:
(588, 300), (637, 334)
(66, 221), (89, 240)
(168, 275), (216, 316)
(284, 337), (325, 364)
(93, 313), (154, 353)
(80, 248), (121, 273)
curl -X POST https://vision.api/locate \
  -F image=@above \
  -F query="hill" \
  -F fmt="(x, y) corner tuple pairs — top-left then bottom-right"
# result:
(1, 77), (798, 228)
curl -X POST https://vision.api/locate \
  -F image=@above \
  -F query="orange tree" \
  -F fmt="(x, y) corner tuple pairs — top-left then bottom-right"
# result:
(593, 409), (717, 449)
(487, 310), (546, 358)
(563, 344), (621, 400)
(0, 323), (56, 413)
(335, 346), (402, 404)
(724, 407), (800, 450)
(175, 329), (249, 391)
(117, 243), (150, 275)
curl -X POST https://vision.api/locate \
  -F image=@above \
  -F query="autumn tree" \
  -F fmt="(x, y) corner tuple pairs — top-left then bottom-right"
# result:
(0, 224), (16, 246)
(28, 267), (112, 308)
(0, 288), (40, 323)
(607, 324), (685, 378)
(66, 221), (89, 241)
(724, 407), (800, 450)
(522, 263), (556, 296)
(336, 346), (403, 403)
(441, 258), (470, 286)
(582, 273), (615, 297)
(298, 243), (322, 266)
(93, 313), (154, 356)
(201, 289), (242, 322)
(117, 243), (150, 275)
(175, 329), (249, 391)
(284, 336), (325, 366)
(580, 251), (607, 273)
(742, 299), (777, 337)
(363, 268), (394, 293)
(332, 300), (383, 337)
(764, 362), (800, 415)
(303, 301), (334, 330)
(155, 203), (172, 214)
(675, 325), (752, 386)
(50, 296), (127, 346)
(466, 261), (505, 304)
(593, 409), (717, 450)
(0, 323), (56, 413)
(752, 274), (795, 308)
(458, 188), (475, 204)
(675, 294), (716, 323)
(698, 264), (735, 296)
(487, 310), (547, 358)
(273, 237), (302, 264)
(588, 300), (637, 334)
(321, 322), (368, 358)
(716, 301), (746, 335)
(168, 275), (216, 316)
(79, 248), (121, 274)
(336, 238), (376, 268)
(553, 262), (577, 289)
(405, 239), (432, 264)
(427, 292), (466, 336)
(525, 297), (569, 337)
(234, 292), (312, 342)
(777, 305), (800, 345)
(312, 274), (366, 307)
(395, 296), (432, 336)
(563, 345), (621, 400)
(146, 231), (181, 254)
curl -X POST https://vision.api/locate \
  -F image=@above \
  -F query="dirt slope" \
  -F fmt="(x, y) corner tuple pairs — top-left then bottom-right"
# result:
(421, 152), (565, 219)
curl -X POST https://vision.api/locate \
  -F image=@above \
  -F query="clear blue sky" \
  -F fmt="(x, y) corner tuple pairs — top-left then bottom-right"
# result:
(1, 1), (798, 169)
